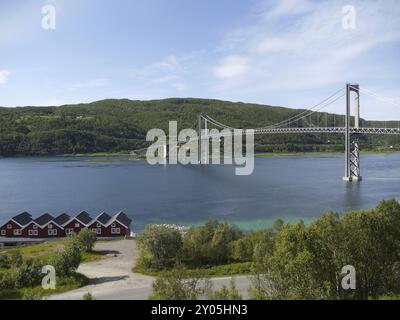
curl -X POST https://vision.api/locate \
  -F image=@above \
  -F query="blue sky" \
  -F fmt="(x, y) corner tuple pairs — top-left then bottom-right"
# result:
(0, 0), (399, 120)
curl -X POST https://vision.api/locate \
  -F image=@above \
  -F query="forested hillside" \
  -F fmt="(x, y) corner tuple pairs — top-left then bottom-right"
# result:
(0, 98), (399, 156)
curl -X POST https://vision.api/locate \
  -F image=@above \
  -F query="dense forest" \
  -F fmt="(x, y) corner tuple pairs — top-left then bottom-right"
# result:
(0, 98), (399, 156)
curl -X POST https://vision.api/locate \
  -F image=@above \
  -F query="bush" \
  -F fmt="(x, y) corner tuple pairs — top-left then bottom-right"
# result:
(15, 260), (42, 288)
(0, 253), (10, 269)
(50, 238), (82, 276)
(77, 229), (97, 252)
(150, 268), (204, 300)
(0, 250), (23, 269)
(83, 292), (94, 300)
(137, 225), (182, 270)
(22, 289), (43, 300)
(212, 278), (242, 300)
(183, 221), (242, 266)
(0, 271), (16, 290)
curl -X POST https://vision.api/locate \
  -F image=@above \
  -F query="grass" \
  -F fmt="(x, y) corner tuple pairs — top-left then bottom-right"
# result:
(0, 240), (102, 300)
(134, 262), (254, 278)
(0, 273), (89, 300)
(1, 239), (102, 263)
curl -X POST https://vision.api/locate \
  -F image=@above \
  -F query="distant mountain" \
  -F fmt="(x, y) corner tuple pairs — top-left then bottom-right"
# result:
(0, 98), (398, 156)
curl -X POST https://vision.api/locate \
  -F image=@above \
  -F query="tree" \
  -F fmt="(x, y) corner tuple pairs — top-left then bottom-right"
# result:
(150, 268), (204, 300)
(137, 225), (182, 270)
(183, 220), (242, 266)
(212, 278), (242, 300)
(77, 228), (97, 252)
(50, 236), (82, 276)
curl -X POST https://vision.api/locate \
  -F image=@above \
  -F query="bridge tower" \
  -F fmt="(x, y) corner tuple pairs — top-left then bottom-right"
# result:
(343, 84), (362, 182)
(198, 115), (209, 164)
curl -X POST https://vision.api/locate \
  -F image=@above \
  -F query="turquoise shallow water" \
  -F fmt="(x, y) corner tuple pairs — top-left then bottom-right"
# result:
(0, 153), (399, 231)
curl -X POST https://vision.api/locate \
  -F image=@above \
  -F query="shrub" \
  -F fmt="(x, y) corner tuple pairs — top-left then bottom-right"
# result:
(150, 268), (204, 300)
(212, 278), (242, 300)
(50, 239), (82, 276)
(22, 289), (43, 300)
(0, 253), (10, 269)
(15, 260), (42, 288)
(137, 225), (182, 270)
(0, 250), (23, 269)
(77, 229), (97, 252)
(0, 271), (16, 290)
(83, 292), (94, 300)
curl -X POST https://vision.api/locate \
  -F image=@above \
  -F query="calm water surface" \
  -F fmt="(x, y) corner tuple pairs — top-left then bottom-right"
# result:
(0, 154), (399, 231)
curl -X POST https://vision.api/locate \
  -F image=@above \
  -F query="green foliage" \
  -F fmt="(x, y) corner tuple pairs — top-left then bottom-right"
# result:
(83, 292), (94, 300)
(249, 199), (400, 300)
(1, 98), (398, 156)
(150, 267), (204, 300)
(50, 235), (82, 276)
(136, 262), (253, 278)
(212, 278), (242, 300)
(22, 289), (43, 300)
(182, 220), (242, 266)
(76, 228), (97, 252)
(0, 250), (23, 269)
(0, 270), (16, 290)
(137, 225), (183, 270)
(15, 260), (42, 288)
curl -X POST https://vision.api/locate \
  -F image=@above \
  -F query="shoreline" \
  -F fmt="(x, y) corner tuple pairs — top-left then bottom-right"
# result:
(2, 149), (400, 160)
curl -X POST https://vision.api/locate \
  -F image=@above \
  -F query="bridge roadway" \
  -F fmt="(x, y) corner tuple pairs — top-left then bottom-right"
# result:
(211, 126), (400, 136)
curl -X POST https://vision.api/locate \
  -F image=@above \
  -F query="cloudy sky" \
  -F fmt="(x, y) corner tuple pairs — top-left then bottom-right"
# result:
(0, 0), (399, 119)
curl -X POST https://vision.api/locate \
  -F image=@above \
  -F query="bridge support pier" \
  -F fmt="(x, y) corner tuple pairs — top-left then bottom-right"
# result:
(343, 84), (362, 182)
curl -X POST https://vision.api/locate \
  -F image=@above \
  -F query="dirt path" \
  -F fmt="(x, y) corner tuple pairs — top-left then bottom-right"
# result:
(50, 239), (154, 300)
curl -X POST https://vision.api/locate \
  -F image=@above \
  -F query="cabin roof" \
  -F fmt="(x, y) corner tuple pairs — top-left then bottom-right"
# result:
(34, 213), (54, 226)
(53, 213), (71, 226)
(96, 212), (112, 225)
(75, 211), (93, 225)
(113, 211), (132, 228)
(12, 212), (33, 226)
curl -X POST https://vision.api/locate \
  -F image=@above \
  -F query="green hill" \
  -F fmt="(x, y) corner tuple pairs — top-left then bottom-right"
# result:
(0, 98), (399, 156)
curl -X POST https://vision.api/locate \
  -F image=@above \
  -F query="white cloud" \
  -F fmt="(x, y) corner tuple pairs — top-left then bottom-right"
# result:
(213, 56), (250, 79)
(0, 70), (10, 85)
(211, 0), (400, 119)
(260, 0), (313, 19)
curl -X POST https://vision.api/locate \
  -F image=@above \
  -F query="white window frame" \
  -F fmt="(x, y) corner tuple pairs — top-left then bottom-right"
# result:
(111, 223), (116, 228)
(28, 229), (38, 236)
(65, 228), (74, 235)
(7, 224), (12, 229)
(96, 223), (101, 228)
(48, 229), (57, 236)
(48, 224), (53, 229)
(13, 229), (22, 236)
(1, 229), (5, 236)
(75, 222), (80, 228)
(111, 228), (120, 234)
(33, 225), (37, 229)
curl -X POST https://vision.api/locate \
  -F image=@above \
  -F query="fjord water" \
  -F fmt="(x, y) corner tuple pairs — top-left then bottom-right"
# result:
(0, 154), (399, 231)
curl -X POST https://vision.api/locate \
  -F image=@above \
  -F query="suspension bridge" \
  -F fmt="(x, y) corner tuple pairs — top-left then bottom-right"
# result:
(135, 83), (400, 182)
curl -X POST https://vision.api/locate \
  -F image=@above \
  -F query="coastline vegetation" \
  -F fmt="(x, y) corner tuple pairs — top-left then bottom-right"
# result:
(137, 199), (400, 300)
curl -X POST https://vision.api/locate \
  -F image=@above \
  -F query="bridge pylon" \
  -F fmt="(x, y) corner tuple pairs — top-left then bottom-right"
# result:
(198, 115), (209, 164)
(343, 84), (362, 182)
